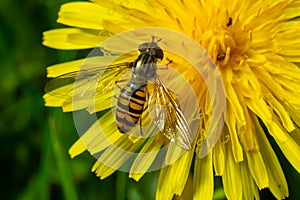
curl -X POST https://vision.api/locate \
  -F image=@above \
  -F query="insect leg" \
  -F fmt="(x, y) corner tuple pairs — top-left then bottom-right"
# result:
(113, 79), (129, 99)
(139, 115), (143, 136)
(166, 57), (173, 66)
(157, 57), (173, 70)
(115, 79), (129, 89)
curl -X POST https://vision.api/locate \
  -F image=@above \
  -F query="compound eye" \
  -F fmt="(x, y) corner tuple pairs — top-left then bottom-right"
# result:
(151, 47), (164, 60)
(138, 43), (149, 53)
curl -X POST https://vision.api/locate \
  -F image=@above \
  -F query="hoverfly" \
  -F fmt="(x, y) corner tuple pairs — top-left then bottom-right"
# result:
(45, 37), (194, 150)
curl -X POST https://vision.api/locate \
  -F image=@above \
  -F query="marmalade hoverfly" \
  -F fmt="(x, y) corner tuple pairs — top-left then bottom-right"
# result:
(45, 37), (194, 150)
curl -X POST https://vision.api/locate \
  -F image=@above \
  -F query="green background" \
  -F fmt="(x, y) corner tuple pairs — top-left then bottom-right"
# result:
(0, 0), (299, 199)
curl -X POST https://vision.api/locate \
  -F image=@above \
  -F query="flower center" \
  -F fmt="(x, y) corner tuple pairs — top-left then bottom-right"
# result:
(200, 16), (252, 68)
(202, 28), (236, 66)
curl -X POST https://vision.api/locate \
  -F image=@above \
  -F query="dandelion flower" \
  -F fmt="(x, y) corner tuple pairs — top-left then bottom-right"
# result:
(43, 0), (300, 199)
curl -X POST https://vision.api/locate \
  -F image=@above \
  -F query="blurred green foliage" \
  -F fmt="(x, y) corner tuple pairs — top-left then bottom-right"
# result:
(0, 0), (299, 199)
(0, 0), (158, 199)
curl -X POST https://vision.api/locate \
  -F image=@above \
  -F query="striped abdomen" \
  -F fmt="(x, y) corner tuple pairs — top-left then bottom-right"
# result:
(116, 82), (146, 133)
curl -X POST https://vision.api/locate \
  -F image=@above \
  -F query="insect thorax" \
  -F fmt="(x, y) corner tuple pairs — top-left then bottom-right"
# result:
(131, 53), (157, 84)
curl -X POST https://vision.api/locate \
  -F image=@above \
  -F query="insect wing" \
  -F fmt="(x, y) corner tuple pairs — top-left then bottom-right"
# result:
(45, 62), (132, 100)
(149, 75), (194, 150)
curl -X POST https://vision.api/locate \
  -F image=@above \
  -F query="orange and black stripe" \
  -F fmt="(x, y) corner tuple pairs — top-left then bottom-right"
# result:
(116, 82), (146, 133)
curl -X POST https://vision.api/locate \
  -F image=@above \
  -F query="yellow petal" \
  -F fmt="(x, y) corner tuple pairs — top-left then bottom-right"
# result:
(282, 4), (300, 19)
(80, 112), (123, 155)
(282, 55), (300, 63)
(93, 135), (142, 179)
(273, 74), (300, 97)
(245, 97), (288, 143)
(274, 21), (300, 39)
(254, 117), (289, 199)
(240, 161), (260, 200)
(92, 160), (117, 180)
(69, 139), (87, 158)
(225, 105), (244, 162)
(221, 67), (245, 125)
(246, 50), (267, 66)
(263, 87), (295, 132)
(58, 2), (107, 30)
(275, 129), (300, 173)
(156, 167), (173, 200)
(236, 62), (263, 99)
(46, 56), (124, 77)
(245, 151), (268, 189)
(169, 150), (194, 195)
(283, 102), (300, 127)
(213, 141), (225, 176)
(222, 141), (242, 200)
(264, 54), (300, 75)
(290, 127), (300, 147)
(45, 56), (134, 112)
(92, 0), (182, 32)
(252, 65), (297, 105)
(46, 59), (80, 77)
(193, 152), (213, 200)
(129, 136), (164, 181)
(43, 28), (102, 50)
(233, 85), (259, 151)
(43, 93), (66, 108)
(165, 143), (186, 166)
(157, 150), (193, 199)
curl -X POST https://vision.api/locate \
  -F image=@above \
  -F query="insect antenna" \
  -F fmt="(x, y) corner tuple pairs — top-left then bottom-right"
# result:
(151, 35), (162, 44)
(155, 38), (162, 43)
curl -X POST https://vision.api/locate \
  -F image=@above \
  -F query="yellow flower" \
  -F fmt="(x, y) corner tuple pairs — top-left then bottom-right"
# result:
(43, 0), (300, 199)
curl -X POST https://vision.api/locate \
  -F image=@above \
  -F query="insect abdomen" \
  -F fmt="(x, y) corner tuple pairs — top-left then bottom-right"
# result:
(116, 83), (146, 133)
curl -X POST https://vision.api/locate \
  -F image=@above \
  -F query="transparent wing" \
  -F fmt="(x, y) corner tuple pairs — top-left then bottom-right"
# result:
(45, 62), (132, 100)
(148, 74), (194, 150)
